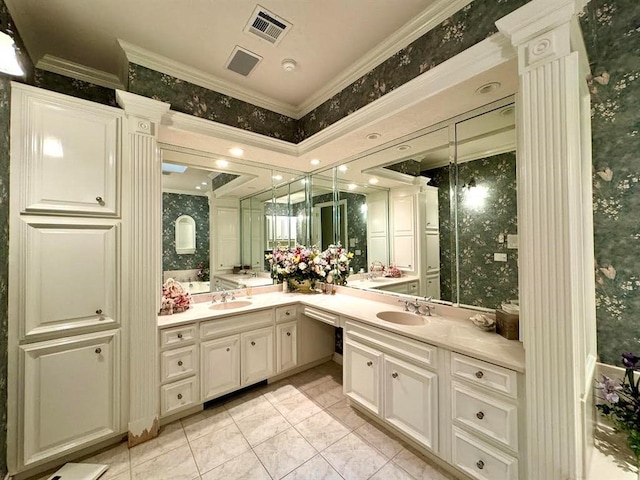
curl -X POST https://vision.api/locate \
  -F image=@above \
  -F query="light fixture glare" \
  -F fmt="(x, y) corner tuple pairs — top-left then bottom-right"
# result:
(0, 31), (24, 76)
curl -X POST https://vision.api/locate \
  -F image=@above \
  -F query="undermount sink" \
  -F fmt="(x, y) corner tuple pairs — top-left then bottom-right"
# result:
(209, 300), (252, 311)
(376, 311), (427, 325)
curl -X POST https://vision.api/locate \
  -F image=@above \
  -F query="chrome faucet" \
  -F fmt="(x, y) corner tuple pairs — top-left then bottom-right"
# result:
(211, 287), (235, 303)
(398, 296), (436, 316)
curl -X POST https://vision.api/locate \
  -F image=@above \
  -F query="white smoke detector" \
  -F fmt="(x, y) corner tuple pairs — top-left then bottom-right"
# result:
(281, 59), (297, 72)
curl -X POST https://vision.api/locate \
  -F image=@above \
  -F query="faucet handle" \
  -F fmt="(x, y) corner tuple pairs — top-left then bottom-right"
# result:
(398, 298), (410, 311)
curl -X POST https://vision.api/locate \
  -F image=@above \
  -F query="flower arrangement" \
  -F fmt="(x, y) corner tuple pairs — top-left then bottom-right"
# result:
(196, 262), (210, 282)
(265, 244), (353, 290)
(596, 352), (640, 463)
(159, 278), (192, 315)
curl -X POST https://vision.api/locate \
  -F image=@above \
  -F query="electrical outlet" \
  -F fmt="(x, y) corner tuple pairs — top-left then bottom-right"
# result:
(355, 249), (362, 255)
(498, 234), (505, 243)
(494, 253), (507, 262)
(507, 234), (518, 249)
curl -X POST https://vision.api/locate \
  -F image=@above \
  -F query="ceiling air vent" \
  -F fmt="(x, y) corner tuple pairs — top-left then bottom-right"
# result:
(226, 46), (262, 77)
(244, 5), (292, 46)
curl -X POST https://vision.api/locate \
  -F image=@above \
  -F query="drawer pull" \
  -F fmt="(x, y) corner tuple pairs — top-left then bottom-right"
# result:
(366, 361), (373, 367)
(96, 196), (104, 205)
(251, 341), (256, 346)
(96, 309), (103, 315)
(95, 348), (102, 354)
(286, 332), (291, 337)
(476, 411), (485, 420)
(476, 460), (485, 470)
(178, 360), (183, 367)
(226, 347), (230, 352)
(391, 372), (399, 379)
(177, 333), (183, 339)
(475, 370), (484, 379)
(177, 393), (183, 400)
(285, 311), (291, 316)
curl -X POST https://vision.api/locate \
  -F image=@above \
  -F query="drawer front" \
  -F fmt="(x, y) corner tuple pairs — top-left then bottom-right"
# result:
(452, 383), (518, 450)
(345, 320), (437, 370)
(451, 353), (517, 398)
(451, 427), (518, 480)
(276, 305), (297, 323)
(160, 376), (198, 417)
(161, 345), (197, 383)
(302, 306), (339, 326)
(200, 309), (274, 339)
(160, 325), (197, 349)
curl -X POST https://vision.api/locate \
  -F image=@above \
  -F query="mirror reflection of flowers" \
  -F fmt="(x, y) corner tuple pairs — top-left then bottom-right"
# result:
(595, 352), (640, 464)
(160, 278), (192, 315)
(265, 244), (353, 286)
(196, 262), (210, 282)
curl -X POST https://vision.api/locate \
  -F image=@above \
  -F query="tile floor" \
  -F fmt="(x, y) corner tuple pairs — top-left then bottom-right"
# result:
(35, 361), (455, 480)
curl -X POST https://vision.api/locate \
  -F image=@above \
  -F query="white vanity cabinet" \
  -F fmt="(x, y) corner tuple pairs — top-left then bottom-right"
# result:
(344, 320), (439, 453)
(201, 335), (240, 401)
(276, 305), (299, 374)
(241, 326), (275, 384)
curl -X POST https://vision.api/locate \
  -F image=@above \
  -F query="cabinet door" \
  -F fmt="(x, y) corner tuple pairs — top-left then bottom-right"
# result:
(344, 339), (382, 415)
(391, 195), (415, 236)
(201, 335), (240, 401)
(424, 187), (439, 233)
(214, 206), (239, 271)
(21, 218), (118, 339)
(392, 235), (415, 271)
(425, 233), (440, 274)
(383, 355), (438, 452)
(13, 85), (121, 216)
(276, 321), (298, 374)
(241, 326), (274, 385)
(21, 330), (120, 466)
(426, 274), (441, 300)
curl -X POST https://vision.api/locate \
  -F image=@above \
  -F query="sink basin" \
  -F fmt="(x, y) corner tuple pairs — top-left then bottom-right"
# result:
(209, 300), (252, 311)
(376, 311), (427, 325)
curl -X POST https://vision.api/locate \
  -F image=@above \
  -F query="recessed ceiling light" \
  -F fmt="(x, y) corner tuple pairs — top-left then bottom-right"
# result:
(338, 165), (348, 173)
(272, 174), (283, 181)
(229, 147), (244, 157)
(500, 106), (515, 117)
(348, 183), (357, 190)
(281, 59), (297, 72)
(216, 159), (229, 168)
(195, 186), (202, 190)
(310, 159), (321, 166)
(397, 145), (411, 152)
(475, 82), (501, 95)
(201, 181), (208, 185)
(368, 177), (379, 185)
(366, 133), (381, 140)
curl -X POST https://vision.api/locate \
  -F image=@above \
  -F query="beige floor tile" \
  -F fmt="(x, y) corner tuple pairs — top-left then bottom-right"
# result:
(80, 441), (130, 480)
(393, 448), (452, 480)
(200, 450), (270, 480)
(326, 399), (368, 430)
(129, 422), (188, 467)
(262, 379), (302, 403)
(234, 403), (291, 446)
(294, 411), (350, 452)
(282, 454), (343, 480)
(370, 462), (414, 480)
(253, 427), (317, 479)
(107, 472), (131, 480)
(181, 405), (234, 442)
(189, 423), (251, 473)
(271, 390), (323, 425)
(224, 390), (273, 422)
(303, 378), (344, 408)
(321, 433), (387, 480)
(289, 368), (336, 391)
(131, 444), (198, 480)
(354, 421), (405, 459)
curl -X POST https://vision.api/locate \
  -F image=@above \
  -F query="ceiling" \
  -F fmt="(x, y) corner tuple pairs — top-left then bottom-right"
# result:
(7, 0), (437, 112)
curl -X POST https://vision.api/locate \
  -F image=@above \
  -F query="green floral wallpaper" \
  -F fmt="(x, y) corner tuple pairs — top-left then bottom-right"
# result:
(33, 69), (117, 107)
(128, 64), (300, 143)
(211, 173), (239, 191)
(581, 0), (640, 365)
(385, 159), (423, 176)
(162, 193), (210, 272)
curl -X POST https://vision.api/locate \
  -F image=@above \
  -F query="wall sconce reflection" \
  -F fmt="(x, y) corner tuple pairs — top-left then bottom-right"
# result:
(463, 177), (489, 210)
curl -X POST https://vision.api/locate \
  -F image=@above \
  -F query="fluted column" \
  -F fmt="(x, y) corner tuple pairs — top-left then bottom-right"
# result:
(116, 91), (171, 447)
(497, 1), (596, 479)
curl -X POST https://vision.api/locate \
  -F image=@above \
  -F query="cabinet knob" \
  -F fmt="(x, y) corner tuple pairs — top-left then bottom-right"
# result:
(96, 196), (104, 205)
(251, 341), (256, 346)
(391, 372), (399, 378)
(177, 393), (183, 400)
(475, 370), (484, 379)
(285, 311), (291, 316)
(226, 348), (230, 352)
(178, 360), (183, 367)
(96, 309), (103, 315)
(177, 333), (183, 339)
(476, 460), (485, 470)
(95, 348), (102, 354)
(366, 361), (373, 367)
(476, 411), (485, 420)
(286, 332), (291, 337)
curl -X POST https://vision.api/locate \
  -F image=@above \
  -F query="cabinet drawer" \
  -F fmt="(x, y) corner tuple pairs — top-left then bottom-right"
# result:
(451, 427), (518, 480)
(200, 309), (274, 339)
(275, 305), (297, 323)
(160, 325), (197, 349)
(451, 353), (517, 398)
(302, 306), (339, 326)
(345, 320), (437, 370)
(160, 345), (197, 384)
(452, 383), (518, 450)
(160, 376), (198, 417)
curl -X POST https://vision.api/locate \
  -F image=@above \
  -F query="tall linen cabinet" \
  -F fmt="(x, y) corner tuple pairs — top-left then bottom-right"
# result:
(7, 84), (127, 474)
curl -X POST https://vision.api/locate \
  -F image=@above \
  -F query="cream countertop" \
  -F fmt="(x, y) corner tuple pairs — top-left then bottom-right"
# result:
(214, 272), (273, 287)
(158, 285), (525, 373)
(347, 274), (420, 290)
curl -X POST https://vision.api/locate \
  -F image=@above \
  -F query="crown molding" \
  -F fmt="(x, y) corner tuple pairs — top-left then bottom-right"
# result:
(295, 0), (473, 117)
(118, 39), (299, 118)
(116, 90), (171, 121)
(35, 54), (126, 90)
